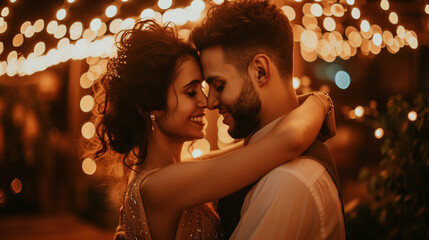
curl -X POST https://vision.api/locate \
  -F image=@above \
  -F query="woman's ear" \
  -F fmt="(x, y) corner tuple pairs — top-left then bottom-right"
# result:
(248, 54), (271, 87)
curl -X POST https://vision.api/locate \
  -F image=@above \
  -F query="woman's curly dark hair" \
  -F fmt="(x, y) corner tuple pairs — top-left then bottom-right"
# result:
(85, 19), (198, 204)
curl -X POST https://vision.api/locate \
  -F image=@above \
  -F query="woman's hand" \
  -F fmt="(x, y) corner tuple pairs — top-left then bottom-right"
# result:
(298, 92), (336, 142)
(318, 106), (336, 141)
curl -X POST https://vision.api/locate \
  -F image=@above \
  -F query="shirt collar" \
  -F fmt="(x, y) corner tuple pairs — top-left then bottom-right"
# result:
(246, 115), (285, 145)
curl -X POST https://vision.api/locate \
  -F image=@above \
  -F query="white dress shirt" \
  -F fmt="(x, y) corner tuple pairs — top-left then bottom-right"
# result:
(230, 117), (345, 240)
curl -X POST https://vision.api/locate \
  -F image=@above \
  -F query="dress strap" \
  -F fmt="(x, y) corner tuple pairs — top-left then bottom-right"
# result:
(120, 168), (161, 240)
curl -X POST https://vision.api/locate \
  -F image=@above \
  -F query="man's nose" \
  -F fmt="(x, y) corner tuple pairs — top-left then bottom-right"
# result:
(207, 91), (219, 110)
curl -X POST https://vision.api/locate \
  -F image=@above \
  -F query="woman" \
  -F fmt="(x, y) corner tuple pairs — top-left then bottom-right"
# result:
(90, 20), (334, 240)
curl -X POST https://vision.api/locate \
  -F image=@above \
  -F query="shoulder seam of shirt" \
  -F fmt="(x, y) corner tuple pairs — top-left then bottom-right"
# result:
(265, 159), (329, 239)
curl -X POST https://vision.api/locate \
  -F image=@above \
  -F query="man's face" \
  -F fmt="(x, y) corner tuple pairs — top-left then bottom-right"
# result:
(200, 46), (261, 139)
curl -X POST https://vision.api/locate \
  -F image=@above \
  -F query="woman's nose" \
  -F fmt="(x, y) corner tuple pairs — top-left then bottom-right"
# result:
(197, 89), (208, 108)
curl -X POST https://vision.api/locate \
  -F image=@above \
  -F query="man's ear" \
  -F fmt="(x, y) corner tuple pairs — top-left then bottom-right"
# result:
(249, 54), (271, 87)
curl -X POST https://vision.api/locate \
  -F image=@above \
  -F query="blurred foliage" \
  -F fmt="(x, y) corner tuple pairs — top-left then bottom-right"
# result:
(346, 93), (429, 240)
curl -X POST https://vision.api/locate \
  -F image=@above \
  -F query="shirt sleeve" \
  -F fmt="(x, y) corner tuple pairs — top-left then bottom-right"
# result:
(230, 169), (323, 240)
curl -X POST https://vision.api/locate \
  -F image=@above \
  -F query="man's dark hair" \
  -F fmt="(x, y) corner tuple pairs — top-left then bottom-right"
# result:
(190, 0), (294, 80)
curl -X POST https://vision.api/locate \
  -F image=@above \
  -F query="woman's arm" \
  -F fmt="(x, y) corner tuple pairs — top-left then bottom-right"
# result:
(142, 92), (332, 213)
(193, 140), (244, 160)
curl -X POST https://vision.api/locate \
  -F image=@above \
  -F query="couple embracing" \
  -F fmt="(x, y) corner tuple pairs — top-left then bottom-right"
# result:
(90, 0), (345, 239)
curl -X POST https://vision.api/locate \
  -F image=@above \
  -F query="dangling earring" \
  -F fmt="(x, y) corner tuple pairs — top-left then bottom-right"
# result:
(150, 114), (156, 131)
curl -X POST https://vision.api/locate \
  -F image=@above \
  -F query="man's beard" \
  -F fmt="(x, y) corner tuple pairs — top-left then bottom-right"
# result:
(228, 77), (261, 139)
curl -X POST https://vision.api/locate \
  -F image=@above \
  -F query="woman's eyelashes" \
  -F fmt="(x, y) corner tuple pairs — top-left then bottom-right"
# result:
(186, 91), (197, 97)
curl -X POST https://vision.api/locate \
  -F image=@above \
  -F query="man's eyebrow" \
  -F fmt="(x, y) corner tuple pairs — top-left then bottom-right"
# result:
(205, 76), (218, 84)
(183, 79), (201, 88)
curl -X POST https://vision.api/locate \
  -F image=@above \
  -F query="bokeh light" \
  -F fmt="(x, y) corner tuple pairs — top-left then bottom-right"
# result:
(346, 0), (355, 5)
(282, 5), (296, 21)
(293, 77), (301, 89)
(81, 122), (95, 139)
(389, 12), (398, 25)
(331, 3), (344, 17)
(158, 0), (172, 10)
(351, 8), (360, 19)
(106, 5), (117, 18)
(70, 22), (83, 40)
(82, 158), (97, 175)
(10, 178), (22, 194)
(372, 33), (382, 46)
(34, 41), (46, 56)
(335, 70), (351, 89)
(374, 128), (384, 139)
(140, 9), (155, 19)
(1, 7), (9, 17)
(213, 0), (224, 4)
(109, 18), (123, 33)
(323, 17), (336, 32)
(34, 19), (44, 32)
(90, 18), (102, 31)
(380, 0), (389, 10)
(192, 149), (203, 158)
(47, 20), (58, 34)
(310, 4), (323, 17)
(80, 95), (94, 112)
(12, 34), (24, 47)
(354, 106), (364, 117)
(56, 8), (66, 20)
(408, 111), (417, 121)
(360, 20), (370, 32)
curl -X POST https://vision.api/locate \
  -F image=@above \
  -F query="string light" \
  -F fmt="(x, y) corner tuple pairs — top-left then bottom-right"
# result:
(105, 5), (118, 18)
(90, 18), (102, 31)
(354, 106), (364, 117)
(323, 17), (336, 31)
(335, 71), (351, 89)
(1, 7), (9, 17)
(389, 12), (398, 25)
(56, 8), (66, 20)
(81, 122), (95, 139)
(282, 6), (296, 20)
(346, 0), (355, 5)
(80, 95), (94, 112)
(380, 0), (390, 11)
(351, 8), (360, 19)
(360, 20), (370, 32)
(0, 0), (421, 78)
(310, 4), (323, 17)
(82, 158), (97, 175)
(293, 77), (301, 89)
(374, 128), (384, 139)
(408, 111), (417, 121)
(10, 178), (22, 194)
(158, 0), (172, 10)
(34, 19), (44, 33)
(373, 33), (382, 46)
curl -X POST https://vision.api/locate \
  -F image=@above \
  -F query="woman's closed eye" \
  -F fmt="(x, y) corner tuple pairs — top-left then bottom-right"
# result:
(186, 91), (197, 97)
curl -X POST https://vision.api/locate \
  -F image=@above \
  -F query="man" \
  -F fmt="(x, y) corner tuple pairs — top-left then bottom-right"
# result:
(190, 0), (345, 239)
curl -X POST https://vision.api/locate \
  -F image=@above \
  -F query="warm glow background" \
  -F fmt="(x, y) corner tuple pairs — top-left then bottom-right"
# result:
(0, 0), (428, 239)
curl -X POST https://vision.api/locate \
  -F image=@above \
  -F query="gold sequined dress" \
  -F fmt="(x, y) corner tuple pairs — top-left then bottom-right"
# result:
(115, 169), (225, 240)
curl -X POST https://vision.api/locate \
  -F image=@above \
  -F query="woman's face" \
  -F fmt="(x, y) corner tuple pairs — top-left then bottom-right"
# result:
(154, 56), (207, 142)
